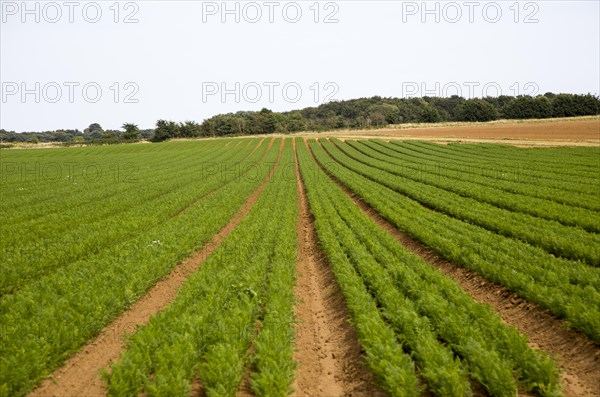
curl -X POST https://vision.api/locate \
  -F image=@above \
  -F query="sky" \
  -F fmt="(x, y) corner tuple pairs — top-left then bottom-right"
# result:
(1, 0), (599, 132)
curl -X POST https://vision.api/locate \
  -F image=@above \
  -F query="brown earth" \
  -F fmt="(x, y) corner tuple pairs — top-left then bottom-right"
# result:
(291, 139), (386, 397)
(322, 118), (600, 147)
(312, 140), (600, 397)
(29, 139), (280, 397)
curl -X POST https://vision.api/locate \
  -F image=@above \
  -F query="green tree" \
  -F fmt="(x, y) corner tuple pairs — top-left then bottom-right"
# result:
(122, 123), (141, 140)
(254, 108), (277, 134)
(151, 120), (179, 142)
(419, 105), (442, 123)
(502, 96), (552, 119)
(83, 123), (104, 140)
(455, 99), (498, 122)
(178, 121), (202, 138)
(552, 94), (600, 117)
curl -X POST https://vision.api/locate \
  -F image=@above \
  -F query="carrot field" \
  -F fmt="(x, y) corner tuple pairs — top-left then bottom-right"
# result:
(1, 137), (599, 397)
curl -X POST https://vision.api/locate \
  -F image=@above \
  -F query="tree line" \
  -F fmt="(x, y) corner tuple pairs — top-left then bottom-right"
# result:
(1, 93), (598, 144)
(0, 123), (154, 144)
(197, 93), (599, 138)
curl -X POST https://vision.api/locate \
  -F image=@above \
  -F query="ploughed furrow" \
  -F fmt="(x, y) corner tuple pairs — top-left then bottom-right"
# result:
(292, 139), (386, 397)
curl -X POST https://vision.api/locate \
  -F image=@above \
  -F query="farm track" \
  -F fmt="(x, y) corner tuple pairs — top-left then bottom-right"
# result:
(29, 139), (280, 397)
(292, 139), (385, 397)
(311, 140), (600, 397)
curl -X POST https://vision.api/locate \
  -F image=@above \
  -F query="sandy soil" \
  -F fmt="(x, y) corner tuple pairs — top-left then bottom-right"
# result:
(29, 139), (279, 397)
(313, 141), (600, 397)
(291, 140), (386, 397)
(312, 118), (600, 147)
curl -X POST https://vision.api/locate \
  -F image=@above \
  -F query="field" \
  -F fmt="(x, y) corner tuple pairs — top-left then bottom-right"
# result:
(322, 117), (600, 147)
(0, 136), (599, 397)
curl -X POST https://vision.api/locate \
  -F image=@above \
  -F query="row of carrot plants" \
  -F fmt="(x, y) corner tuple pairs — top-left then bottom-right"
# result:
(439, 141), (600, 172)
(0, 140), (264, 295)
(335, 140), (600, 265)
(0, 139), (279, 397)
(399, 141), (600, 188)
(1, 140), (247, 227)
(386, 141), (599, 195)
(330, 139), (599, 233)
(1, 140), (229, 218)
(298, 140), (560, 396)
(363, 140), (599, 211)
(106, 139), (297, 397)
(311, 139), (600, 343)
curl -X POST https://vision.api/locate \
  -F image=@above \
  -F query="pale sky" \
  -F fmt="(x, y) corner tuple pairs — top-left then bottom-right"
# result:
(1, 0), (599, 132)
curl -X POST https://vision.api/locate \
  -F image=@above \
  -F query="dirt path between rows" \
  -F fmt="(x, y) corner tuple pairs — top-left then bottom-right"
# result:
(29, 139), (279, 397)
(311, 140), (600, 397)
(291, 139), (386, 397)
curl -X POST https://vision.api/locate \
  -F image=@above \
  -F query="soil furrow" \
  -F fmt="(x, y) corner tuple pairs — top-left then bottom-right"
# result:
(292, 139), (386, 397)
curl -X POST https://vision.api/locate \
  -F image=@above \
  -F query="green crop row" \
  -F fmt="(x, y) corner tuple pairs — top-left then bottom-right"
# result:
(0, 140), (267, 295)
(334, 140), (600, 266)
(1, 140), (229, 217)
(106, 139), (297, 397)
(386, 141), (599, 197)
(297, 139), (420, 396)
(311, 139), (600, 343)
(437, 141), (600, 172)
(363, 140), (600, 211)
(0, 139), (280, 397)
(1, 140), (248, 226)
(299, 139), (560, 396)
(330, 139), (600, 233)
(249, 143), (298, 396)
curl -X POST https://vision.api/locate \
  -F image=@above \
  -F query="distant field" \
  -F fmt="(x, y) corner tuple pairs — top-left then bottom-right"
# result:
(323, 116), (600, 147)
(1, 137), (599, 397)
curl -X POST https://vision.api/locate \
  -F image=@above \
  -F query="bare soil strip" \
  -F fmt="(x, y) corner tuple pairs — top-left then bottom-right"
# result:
(313, 140), (600, 397)
(325, 118), (600, 147)
(291, 139), (386, 397)
(29, 139), (280, 397)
